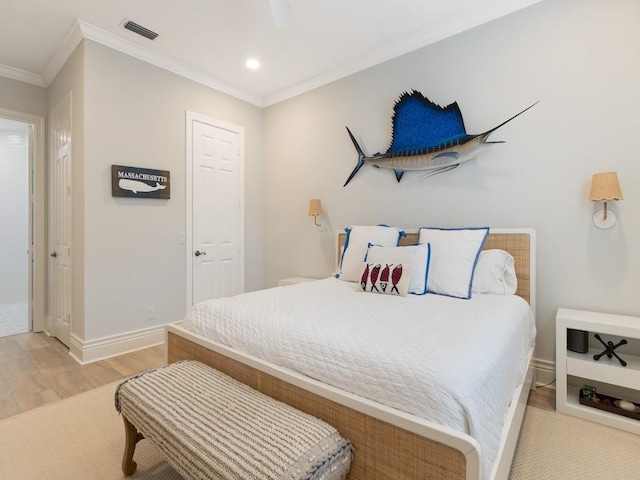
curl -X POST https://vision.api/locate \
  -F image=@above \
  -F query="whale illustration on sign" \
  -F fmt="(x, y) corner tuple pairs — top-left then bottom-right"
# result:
(119, 179), (166, 194)
(343, 91), (537, 186)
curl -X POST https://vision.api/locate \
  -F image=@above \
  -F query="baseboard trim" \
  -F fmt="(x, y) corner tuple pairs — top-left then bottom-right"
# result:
(69, 325), (165, 365)
(44, 315), (53, 336)
(533, 357), (556, 388)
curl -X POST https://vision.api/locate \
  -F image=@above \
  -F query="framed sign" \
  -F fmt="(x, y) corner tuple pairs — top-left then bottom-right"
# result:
(111, 165), (170, 199)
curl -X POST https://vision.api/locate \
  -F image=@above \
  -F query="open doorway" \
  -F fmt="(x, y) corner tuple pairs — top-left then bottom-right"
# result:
(0, 109), (45, 338)
(0, 119), (30, 337)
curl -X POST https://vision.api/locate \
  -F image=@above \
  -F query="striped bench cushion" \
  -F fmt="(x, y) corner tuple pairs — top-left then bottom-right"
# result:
(115, 360), (353, 480)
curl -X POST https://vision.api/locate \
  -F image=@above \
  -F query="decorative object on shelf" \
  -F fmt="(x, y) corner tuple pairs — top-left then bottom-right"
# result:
(111, 165), (170, 199)
(581, 384), (597, 401)
(308, 198), (324, 228)
(343, 90), (537, 186)
(579, 388), (640, 421)
(567, 328), (589, 354)
(593, 333), (627, 366)
(589, 171), (623, 229)
(617, 400), (638, 412)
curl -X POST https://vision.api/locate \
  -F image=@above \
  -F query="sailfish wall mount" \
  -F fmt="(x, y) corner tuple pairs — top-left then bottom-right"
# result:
(343, 91), (537, 186)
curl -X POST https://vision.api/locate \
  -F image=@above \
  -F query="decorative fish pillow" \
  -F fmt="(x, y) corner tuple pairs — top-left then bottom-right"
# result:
(360, 262), (412, 297)
(364, 243), (430, 295)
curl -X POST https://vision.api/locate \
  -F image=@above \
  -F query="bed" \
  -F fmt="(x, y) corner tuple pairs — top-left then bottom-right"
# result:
(166, 228), (536, 480)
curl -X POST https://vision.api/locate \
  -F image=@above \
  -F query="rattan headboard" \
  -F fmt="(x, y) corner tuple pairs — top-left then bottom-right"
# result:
(336, 228), (535, 311)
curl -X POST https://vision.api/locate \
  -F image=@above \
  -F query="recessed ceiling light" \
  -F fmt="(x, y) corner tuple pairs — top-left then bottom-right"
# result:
(246, 58), (260, 70)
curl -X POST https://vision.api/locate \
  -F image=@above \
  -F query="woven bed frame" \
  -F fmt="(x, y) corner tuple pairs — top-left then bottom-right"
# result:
(166, 228), (536, 480)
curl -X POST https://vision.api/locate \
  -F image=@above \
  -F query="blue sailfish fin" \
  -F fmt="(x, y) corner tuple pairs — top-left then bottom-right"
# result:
(387, 91), (468, 154)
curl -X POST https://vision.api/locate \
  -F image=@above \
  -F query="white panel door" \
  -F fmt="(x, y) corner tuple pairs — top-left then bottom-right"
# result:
(50, 95), (72, 347)
(190, 117), (243, 305)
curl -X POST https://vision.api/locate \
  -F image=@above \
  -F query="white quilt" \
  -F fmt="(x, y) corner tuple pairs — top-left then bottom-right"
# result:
(181, 277), (536, 479)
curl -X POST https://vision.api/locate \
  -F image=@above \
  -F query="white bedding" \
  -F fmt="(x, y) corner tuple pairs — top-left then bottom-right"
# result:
(181, 277), (536, 479)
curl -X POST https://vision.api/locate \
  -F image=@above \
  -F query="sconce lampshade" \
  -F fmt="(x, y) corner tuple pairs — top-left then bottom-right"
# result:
(308, 199), (323, 216)
(589, 172), (623, 202)
(589, 172), (623, 229)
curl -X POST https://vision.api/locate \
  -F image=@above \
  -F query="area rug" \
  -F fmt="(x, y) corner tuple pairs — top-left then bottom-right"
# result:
(1, 382), (639, 480)
(509, 405), (640, 479)
(0, 381), (180, 479)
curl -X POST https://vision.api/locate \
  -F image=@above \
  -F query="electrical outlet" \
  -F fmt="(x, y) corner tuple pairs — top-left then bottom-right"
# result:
(147, 307), (155, 320)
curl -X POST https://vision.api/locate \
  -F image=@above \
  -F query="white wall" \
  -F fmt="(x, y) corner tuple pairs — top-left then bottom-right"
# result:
(0, 124), (28, 304)
(0, 76), (48, 116)
(81, 41), (263, 341)
(263, 0), (640, 367)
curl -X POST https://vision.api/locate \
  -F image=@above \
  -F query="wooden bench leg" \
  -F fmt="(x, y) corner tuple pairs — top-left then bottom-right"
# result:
(122, 415), (145, 476)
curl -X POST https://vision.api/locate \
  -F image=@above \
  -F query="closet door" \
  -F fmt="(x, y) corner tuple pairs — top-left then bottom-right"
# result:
(50, 94), (72, 347)
(187, 113), (244, 307)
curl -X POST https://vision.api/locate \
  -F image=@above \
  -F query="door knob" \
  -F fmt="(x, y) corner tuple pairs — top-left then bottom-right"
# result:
(194, 250), (206, 257)
(50, 252), (58, 258)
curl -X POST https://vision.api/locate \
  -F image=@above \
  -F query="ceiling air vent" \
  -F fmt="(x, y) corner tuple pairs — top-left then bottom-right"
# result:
(123, 20), (159, 40)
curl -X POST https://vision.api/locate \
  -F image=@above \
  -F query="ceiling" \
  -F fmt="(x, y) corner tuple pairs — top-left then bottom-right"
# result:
(0, 0), (542, 107)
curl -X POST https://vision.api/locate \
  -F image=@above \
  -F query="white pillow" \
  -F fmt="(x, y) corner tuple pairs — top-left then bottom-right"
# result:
(472, 249), (517, 295)
(338, 226), (402, 282)
(418, 227), (489, 299)
(365, 244), (430, 295)
(360, 262), (412, 297)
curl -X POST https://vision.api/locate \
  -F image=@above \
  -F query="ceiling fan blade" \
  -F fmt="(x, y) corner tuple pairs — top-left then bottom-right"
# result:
(269, 0), (292, 28)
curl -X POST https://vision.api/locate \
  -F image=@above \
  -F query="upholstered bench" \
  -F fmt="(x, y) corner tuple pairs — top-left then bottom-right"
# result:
(115, 360), (353, 480)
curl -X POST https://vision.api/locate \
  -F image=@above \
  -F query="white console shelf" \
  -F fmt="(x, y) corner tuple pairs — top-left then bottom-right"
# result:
(556, 308), (640, 434)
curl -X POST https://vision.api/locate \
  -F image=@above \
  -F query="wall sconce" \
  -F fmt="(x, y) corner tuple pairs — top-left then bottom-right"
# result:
(589, 172), (623, 229)
(308, 199), (323, 227)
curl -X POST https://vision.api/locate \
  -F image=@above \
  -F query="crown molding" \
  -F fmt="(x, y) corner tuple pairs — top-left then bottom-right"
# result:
(1, 18), (263, 105)
(75, 20), (264, 107)
(2, 0), (543, 107)
(263, 0), (544, 106)
(0, 63), (45, 87)
(41, 18), (84, 86)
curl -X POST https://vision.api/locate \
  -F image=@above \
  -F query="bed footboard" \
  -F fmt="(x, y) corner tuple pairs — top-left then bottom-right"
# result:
(167, 329), (470, 480)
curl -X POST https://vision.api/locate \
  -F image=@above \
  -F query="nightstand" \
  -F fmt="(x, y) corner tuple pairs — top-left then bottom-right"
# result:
(556, 308), (640, 434)
(278, 277), (318, 286)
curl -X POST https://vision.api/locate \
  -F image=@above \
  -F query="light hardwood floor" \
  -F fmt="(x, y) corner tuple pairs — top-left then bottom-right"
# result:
(528, 381), (555, 411)
(0, 332), (165, 420)
(0, 331), (555, 420)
